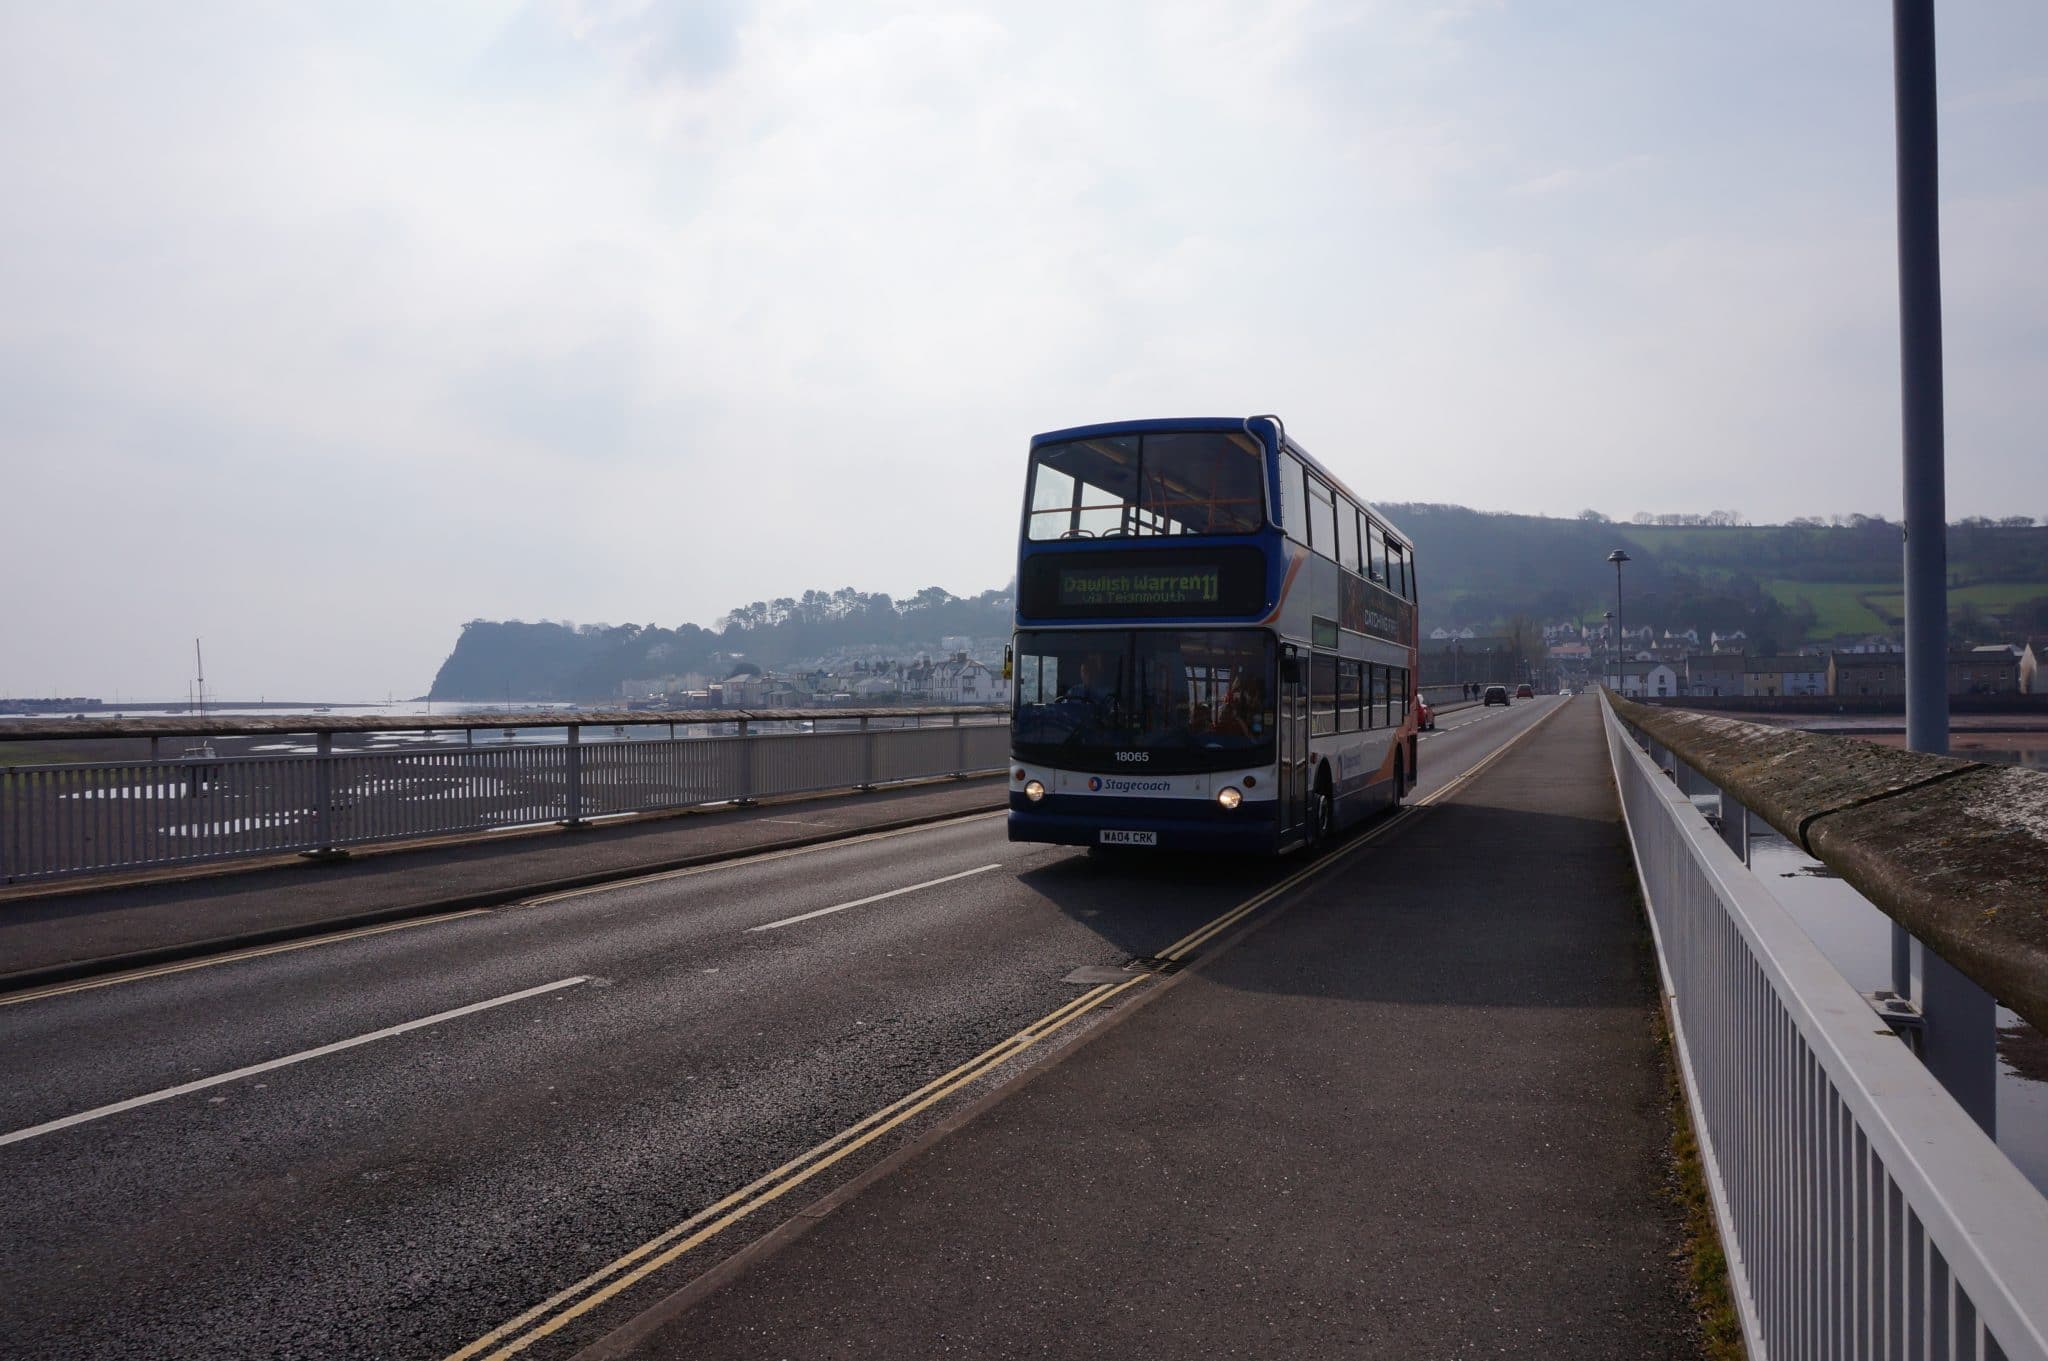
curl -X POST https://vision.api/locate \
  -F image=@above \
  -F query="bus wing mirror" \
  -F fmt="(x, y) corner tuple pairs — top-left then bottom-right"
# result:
(1281, 655), (1303, 684)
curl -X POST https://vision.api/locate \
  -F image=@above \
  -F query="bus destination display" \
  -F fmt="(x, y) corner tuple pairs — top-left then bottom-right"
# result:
(1058, 566), (1219, 609)
(1020, 547), (1267, 619)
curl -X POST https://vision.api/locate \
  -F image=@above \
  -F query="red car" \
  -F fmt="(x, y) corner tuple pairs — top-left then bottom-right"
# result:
(1515, 683), (1535, 699)
(1415, 694), (1435, 730)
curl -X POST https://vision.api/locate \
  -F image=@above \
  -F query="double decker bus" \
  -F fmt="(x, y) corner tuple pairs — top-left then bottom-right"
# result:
(1007, 416), (1420, 855)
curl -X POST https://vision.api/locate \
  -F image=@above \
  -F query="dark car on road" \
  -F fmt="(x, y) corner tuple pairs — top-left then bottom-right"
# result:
(1483, 685), (1509, 706)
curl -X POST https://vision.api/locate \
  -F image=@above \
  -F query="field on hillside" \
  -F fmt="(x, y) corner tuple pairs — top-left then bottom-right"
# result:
(1750, 580), (2048, 640)
(1867, 581), (2048, 618)
(1760, 580), (1895, 637)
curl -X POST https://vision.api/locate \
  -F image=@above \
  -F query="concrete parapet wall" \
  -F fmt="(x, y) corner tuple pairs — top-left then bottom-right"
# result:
(1640, 693), (2048, 717)
(1606, 691), (2048, 1036)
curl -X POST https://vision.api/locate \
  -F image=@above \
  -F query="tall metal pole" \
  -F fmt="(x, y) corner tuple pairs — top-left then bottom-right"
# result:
(1892, 0), (1992, 1135)
(1895, 0), (1947, 759)
(1608, 551), (1631, 696)
(1616, 572), (1623, 694)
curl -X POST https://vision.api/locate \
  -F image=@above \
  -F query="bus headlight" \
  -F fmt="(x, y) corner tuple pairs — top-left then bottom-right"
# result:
(1217, 786), (1242, 810)
(1024, 779), (1046, 802)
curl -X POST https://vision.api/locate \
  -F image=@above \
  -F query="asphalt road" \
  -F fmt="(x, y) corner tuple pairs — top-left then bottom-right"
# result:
(0, 697), (1563, 1361)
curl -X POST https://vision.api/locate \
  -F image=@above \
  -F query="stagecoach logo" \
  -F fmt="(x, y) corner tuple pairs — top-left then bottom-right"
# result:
(1087, 775), (1171, 794)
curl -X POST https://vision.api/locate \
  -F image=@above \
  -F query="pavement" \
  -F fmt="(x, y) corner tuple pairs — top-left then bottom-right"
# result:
(0, 776), (1006, 985)
(606, 694), (1700, 1360)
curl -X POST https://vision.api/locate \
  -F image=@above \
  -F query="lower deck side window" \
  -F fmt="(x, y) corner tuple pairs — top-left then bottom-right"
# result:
(1337, 660), (1362, 732)
(1311, 653), (1337, 736)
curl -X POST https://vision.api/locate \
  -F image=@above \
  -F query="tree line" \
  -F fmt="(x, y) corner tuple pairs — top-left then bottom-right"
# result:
(428, 585), (1015, 701)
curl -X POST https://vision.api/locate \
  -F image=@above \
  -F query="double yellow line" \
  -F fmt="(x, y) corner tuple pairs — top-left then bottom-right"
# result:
(445, 700), (1566, 1360)
(444, 973), (1149, 1360)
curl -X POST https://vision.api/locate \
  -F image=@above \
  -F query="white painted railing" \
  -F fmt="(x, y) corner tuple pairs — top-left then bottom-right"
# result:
(1604, 699), (2048, 1360)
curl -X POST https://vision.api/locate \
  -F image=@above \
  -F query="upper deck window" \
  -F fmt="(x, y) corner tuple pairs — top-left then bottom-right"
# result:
(1307, 477), (1339, 559)
(1277, 454), (1308, 543)
(1027, 432), (1266, 541)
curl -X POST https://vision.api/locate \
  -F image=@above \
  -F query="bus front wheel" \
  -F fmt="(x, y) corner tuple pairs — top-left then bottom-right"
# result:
(1306, 772), (1333, 850)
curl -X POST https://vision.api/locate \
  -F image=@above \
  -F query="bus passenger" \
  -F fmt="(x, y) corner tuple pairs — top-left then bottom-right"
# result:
(1212, 676), (1262, 740)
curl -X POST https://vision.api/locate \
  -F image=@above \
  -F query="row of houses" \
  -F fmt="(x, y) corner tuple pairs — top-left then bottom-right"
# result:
(1541, 622), (1755, 654)
(1613, 644), (2044, 700)
(621, 652), (999, 709)
(817, 653), (999, 704)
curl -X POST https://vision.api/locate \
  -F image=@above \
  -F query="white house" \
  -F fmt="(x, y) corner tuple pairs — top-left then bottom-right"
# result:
(929, 658), (996, 704)
(1620, 660), (1679, 699)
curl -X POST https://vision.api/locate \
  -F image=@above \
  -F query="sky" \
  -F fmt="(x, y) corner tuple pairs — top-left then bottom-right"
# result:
(3, 1), (2045, 699)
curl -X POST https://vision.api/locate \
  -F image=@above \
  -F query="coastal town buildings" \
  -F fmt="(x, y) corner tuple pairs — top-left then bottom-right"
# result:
(1742, 656), (1828, 698)
(1685, 653), (1747, 698)
(1536, 611), (2040, 701)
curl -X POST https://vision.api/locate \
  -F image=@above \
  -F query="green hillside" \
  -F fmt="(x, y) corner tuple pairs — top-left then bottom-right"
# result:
(1383, 507), (2048, 650)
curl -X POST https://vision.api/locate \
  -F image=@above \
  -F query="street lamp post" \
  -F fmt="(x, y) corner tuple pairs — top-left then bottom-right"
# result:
(1603, 611), (1614, 692)
(1608, 550), (1632, 696)
(1890, 0), (1992, 1135)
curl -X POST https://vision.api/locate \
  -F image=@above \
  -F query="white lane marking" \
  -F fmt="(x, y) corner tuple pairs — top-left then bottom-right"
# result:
(746, 864), (1003, 933)
(0, 976), (590, 1147)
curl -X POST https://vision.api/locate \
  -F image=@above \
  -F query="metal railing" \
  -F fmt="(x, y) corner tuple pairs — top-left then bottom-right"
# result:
(0, 712), (1009, 883)
(1603, 697), (2048, 1359)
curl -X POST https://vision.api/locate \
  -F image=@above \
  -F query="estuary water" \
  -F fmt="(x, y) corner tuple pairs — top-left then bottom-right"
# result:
(1751, 820), (2048, 1196)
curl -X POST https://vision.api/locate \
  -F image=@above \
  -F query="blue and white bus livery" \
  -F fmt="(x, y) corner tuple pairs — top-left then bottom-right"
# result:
(1007, 416), (1421, 855)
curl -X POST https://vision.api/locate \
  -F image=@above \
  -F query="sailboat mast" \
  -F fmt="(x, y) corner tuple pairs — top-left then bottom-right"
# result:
(194, 638), (206, 718)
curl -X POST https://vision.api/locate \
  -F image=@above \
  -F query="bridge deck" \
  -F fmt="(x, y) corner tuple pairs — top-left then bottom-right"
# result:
(605, 697), (1705, 1359)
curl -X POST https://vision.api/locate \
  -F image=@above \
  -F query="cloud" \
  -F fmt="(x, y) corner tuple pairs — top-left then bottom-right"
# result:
(1, 0), (2045, 698)
(1508, 154), (1658, 197)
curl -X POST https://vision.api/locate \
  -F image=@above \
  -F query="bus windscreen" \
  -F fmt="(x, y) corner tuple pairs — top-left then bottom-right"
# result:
(1011, 629), (1275, 774)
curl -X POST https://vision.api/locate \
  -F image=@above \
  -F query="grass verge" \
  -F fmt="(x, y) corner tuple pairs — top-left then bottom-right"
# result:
(1607, 768), (1747, 1361)
(1655, 1002), (1747, 1360)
